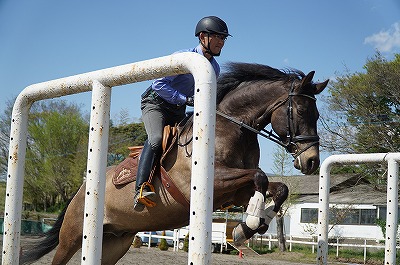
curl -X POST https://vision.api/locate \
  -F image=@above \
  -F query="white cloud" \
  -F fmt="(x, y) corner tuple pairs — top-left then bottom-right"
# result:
(364, 22), (400, 52)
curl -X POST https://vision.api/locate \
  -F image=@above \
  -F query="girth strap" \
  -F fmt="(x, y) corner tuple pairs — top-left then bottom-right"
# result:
(160, 166), (190, 212)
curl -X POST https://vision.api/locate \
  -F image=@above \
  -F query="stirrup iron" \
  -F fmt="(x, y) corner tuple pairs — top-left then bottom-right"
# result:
(138, 182), (156, 207)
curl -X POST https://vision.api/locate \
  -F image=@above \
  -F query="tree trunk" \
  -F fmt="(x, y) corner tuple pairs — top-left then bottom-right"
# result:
(276, 214), (286, 252)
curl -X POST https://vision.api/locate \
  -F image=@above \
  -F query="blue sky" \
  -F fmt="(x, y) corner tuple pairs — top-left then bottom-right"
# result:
(1, 1), (399, 174)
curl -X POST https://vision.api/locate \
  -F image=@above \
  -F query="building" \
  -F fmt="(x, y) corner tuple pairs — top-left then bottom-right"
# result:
(266, 174), (392, 241)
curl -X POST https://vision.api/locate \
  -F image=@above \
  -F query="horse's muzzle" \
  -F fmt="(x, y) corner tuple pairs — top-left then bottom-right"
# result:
(293, 146), (320, 174)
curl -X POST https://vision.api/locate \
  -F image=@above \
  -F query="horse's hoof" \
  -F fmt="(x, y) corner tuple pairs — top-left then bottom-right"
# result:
(232, 222), (256, 246)
(257, 223), (269, 234)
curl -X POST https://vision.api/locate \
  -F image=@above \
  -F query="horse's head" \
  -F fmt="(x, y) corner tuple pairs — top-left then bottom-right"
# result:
(271, 71), (328, 174)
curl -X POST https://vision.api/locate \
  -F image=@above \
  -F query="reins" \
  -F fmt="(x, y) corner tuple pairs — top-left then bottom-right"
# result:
(216, 80), (319, 159)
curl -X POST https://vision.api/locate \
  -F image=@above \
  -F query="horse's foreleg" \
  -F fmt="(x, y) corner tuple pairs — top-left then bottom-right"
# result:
(232, 171), (271, 245)
(233, 180), (289, 246)
(257, 181), (289, 234)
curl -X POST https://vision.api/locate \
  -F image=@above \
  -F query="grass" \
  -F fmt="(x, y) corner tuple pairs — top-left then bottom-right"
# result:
(249, 243), (393, 265)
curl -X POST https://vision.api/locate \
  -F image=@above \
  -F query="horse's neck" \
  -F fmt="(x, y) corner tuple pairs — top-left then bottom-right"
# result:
(217, 83), (287, 128)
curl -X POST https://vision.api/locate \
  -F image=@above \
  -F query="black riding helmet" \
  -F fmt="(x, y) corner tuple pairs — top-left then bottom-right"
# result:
(195, 16), (231, 37)
(195, 16), (231, 57)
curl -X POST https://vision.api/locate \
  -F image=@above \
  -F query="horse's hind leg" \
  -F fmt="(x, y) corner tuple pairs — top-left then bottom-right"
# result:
(51, 238), (82, 265)
(100, 233), (135, 265)
(51, 187), (85, 265)
(51, 221), (83, 265)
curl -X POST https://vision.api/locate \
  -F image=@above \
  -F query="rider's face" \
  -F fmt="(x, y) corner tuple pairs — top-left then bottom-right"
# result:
(199, 32), (226, 58)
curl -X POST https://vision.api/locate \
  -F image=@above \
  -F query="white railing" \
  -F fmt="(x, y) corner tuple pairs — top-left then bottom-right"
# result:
(317, 153), (400, 265)
(137, 227), (227, 253)
(252, 234), (395, 264)
(2, 52), (216, 265)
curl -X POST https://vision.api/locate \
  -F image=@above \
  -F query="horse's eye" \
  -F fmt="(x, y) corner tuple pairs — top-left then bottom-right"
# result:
(297, 107), (306, 116)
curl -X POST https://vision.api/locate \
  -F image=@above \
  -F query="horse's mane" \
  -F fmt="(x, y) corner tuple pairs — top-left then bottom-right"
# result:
(217, 62), (305, 104)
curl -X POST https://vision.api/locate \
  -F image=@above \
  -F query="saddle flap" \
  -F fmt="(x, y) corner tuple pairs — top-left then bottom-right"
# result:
(112, 154), (141, 186)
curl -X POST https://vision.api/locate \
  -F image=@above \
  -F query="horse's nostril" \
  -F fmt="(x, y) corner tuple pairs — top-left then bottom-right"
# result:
(308, 160), (315, 171)
(307, 158), (320, 174)
(294, 156), (301, 170)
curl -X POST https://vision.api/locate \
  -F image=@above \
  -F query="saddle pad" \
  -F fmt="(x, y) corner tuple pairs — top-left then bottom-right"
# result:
(112, 156), (139, 185)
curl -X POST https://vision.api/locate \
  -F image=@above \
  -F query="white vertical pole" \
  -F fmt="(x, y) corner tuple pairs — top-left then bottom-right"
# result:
(385, 158), (399, 265)
(317, 159), (331, 265)
(2, 103), (30, 265)
(188, 62), (217, 265)
(81, 80), (111, 264)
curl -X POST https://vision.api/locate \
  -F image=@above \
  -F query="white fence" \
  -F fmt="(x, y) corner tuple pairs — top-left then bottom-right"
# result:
(251, 234), (395, 264)
(137, 223), (227, 253)
(2, 52), (216, 265)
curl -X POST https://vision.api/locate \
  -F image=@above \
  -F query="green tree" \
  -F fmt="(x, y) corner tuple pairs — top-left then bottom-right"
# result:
(115, 108), (130, 126)
(320, 52), (400, 179)
(0, 99), (14, 179)
(107, 122), (147, 165)
(24, 100), (89, 210)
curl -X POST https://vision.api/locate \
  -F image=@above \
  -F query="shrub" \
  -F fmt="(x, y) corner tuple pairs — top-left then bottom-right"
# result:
(132, 235), (142, 248)
(159, 231), (169, 251)
(183, 233), (189, 252)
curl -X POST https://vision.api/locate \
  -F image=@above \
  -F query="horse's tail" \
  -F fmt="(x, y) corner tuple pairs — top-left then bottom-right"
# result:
(20, 198), (71, 264)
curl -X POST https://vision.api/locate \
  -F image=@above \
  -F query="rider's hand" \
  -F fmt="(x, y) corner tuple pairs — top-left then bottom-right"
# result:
(186, 96), (194, 107)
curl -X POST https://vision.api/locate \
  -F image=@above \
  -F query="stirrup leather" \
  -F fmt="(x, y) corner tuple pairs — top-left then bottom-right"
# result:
(138, 182), (156, 207)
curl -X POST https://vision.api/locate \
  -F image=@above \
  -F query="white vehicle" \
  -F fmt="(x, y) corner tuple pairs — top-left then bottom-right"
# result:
(211, 222), (227, 253)
(137, 223), (228, 253)
(176, 223), (227, 253)
(137, 231), (158, 247)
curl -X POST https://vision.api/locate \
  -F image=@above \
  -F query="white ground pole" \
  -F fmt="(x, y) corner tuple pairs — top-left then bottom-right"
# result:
(2, 52), (216, 265)
(317, 153), (400, 265)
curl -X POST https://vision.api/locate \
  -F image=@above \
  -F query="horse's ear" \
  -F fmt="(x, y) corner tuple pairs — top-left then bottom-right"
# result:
(314, 79), (329, 94)
(301, 71), (315, 88)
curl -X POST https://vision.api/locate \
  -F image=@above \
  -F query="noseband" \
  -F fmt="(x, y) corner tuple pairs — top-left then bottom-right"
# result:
(216, 80), (319, 159)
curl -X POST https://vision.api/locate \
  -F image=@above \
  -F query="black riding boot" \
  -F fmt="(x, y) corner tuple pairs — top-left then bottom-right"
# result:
(133, 140), (158, 211)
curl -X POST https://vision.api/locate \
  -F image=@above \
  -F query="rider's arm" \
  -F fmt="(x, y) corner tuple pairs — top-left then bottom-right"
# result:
(152, 75), (189, 106)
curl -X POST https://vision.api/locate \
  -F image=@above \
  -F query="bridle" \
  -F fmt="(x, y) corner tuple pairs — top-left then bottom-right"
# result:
(216, 80), (320, 159)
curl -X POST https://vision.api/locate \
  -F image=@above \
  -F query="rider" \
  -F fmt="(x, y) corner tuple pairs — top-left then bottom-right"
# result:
(134, 16), (231, 211)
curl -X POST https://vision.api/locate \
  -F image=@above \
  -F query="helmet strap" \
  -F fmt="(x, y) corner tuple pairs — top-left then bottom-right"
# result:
(199, 33), (220, 57)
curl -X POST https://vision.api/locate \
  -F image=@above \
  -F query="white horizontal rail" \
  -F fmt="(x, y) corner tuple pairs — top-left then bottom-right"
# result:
(253, 234), (395, 264)
(138, 228), (227, 252)
(3, 52), (216, 265)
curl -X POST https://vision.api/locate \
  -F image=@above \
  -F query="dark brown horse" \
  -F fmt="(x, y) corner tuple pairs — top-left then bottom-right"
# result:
(21, 62), (328, 264)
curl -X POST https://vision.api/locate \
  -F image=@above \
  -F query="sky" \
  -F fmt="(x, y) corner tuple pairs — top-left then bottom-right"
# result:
(1, 0), (399, 174)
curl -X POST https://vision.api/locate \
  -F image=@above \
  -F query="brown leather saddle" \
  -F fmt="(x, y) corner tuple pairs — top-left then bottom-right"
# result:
(112, 124), (190, 212)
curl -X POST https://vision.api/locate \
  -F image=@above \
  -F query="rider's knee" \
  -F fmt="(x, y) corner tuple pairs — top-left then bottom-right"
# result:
(147, 136), (162, 152)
